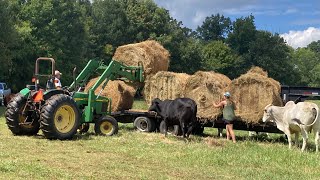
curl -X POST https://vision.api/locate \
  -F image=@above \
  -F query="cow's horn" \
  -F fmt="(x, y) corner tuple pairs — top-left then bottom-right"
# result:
(265, 104), (272, 109)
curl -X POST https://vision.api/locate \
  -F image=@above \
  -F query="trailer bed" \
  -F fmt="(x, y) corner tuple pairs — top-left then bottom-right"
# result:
(111, 110), (161, 123)
(206, 119), (283, 133)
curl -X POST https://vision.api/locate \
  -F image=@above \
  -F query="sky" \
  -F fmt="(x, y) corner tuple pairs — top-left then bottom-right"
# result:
(154, 0), (320, 49)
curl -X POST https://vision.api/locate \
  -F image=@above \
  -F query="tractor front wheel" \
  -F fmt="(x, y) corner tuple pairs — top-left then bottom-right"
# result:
(94, 116), (118, 136)
(40, 94), (80, 140)
(5, 93), (40, 135)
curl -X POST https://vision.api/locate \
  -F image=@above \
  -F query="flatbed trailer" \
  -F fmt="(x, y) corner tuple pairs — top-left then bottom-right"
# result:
(111, 110), (161, 123)
(202, 119), (283, 133)
(110, 86), (320, 136)
(111, 109), (283, 135)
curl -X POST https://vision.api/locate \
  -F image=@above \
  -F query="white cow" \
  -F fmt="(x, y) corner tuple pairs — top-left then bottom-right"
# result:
(262, 101), (320, 152)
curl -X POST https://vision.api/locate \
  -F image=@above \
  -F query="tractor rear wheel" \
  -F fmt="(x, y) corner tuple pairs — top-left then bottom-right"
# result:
(94, 116), (118, 136)
(40, 94), (80, 140)
(5, 93), (40, 135)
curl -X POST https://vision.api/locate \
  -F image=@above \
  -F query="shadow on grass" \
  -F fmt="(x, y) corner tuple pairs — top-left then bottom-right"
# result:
(202, 131), (288, 145)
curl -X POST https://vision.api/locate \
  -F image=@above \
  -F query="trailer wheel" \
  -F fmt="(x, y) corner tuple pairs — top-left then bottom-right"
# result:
(134, 117), (155, 132)
(78, 123), (90, 134)
(94, 116), (118, 136)
(159, 121), (182, 136)
(40, 94), (80, 140)
(5, 93), (40, 135)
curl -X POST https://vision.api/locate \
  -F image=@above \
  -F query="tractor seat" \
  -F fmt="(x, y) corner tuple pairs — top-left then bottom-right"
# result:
(46, 79), (55, 90)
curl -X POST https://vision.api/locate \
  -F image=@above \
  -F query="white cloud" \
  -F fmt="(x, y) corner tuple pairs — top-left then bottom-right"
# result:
(280, 27), (320, 48)
(154, 0), (258, 29)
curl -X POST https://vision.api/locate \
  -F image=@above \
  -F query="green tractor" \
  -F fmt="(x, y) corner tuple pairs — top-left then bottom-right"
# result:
(5, 57), (144, 140)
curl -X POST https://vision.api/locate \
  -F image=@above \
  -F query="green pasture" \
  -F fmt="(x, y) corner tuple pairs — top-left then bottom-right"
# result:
(0, 101), (319, 179)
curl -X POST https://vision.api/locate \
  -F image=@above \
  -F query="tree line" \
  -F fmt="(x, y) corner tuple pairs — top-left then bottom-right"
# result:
(1, 0), (320, 92)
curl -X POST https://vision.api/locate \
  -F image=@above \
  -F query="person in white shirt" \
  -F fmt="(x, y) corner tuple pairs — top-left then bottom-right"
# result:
(54, 70), (62, 89)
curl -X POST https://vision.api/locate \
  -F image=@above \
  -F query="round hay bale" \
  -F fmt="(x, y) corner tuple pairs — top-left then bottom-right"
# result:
(144, 71), (190, 105)
(227, 67), (283, 124)
(84, 77), (136, 112)
(113, 40), (170, 79)
(247, 66), (268, 76)
(184, 71), (231, 120)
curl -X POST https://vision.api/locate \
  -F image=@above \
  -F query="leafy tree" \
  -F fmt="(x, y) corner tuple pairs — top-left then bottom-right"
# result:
(227, 15), (256, 55)
(196, 13), (231, 42)
(171, 38), (202, 74)
(0, 0), (17, 83)
(155, 19), (199, 74)
(246, 31), (298, 85)
(18, 0), (88, 84)
(307, 40), (320, 54)
(201, 41), (243, 79)
(310, 64), (320, 87)
(90, 0), (129, 60)
(123, 0), (172, 41)
(291, 48), (319, 86)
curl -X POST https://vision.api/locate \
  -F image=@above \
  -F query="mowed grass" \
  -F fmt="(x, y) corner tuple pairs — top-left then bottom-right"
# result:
(0, 101), (320, 180)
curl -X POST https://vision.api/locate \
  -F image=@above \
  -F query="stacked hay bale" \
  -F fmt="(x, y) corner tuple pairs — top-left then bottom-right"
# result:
(143, 71), (190, 105)
(84, 40), (170, 112)
(227, 67), (283, 123)
(84, 77), (136, 112)
(184, 71), (231, 121)
(112, 40), (170, 80)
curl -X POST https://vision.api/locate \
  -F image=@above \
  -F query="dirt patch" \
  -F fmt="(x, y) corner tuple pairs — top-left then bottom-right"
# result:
(204, 137), (226, 147)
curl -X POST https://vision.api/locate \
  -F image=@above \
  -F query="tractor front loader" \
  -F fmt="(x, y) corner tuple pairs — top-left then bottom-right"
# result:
(5, 57), (144, 140)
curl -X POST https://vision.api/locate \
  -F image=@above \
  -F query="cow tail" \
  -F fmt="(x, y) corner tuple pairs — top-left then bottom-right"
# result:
(305, 105), (319, 127)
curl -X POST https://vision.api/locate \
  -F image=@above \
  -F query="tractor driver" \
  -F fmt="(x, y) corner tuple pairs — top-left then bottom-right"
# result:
(54, 70), (62, 89)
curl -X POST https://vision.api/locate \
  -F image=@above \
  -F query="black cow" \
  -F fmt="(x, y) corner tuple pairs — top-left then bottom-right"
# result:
(148, 98), (197, 138)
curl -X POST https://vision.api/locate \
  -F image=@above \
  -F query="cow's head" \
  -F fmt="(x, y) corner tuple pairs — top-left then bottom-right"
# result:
(148, 98), (162, 113)
(262, 104), (273, 122)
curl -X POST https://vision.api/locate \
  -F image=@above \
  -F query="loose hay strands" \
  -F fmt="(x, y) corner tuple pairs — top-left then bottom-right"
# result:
(227, 67), (283, 124)
(113, 40), (170, 79)
(184, 71), (231, 121)
(143, 71), (190, 105)
(84, 77), (136, 112)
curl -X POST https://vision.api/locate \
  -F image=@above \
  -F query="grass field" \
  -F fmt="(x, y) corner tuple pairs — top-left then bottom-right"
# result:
(0, 101), (320, 179)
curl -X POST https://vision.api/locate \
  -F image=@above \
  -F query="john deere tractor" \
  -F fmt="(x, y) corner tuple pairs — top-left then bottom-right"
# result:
(5, 57), (144, 140)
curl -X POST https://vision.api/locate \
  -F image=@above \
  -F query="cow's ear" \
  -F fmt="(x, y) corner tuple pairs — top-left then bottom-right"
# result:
(156, 103), (161, 112)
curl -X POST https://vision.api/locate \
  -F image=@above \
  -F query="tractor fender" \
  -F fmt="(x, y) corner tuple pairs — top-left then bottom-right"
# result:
(43, 89), (71, 100)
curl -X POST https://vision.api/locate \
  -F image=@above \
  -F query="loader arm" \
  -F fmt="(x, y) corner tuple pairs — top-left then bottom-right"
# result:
(71, 59), (144, 123)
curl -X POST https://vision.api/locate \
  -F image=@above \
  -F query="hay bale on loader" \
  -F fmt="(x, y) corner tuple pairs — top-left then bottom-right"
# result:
(143, 71), (190, 105)
(184, 71), (231, 121)
(113, 40), (170, 79)
(84, 77), (136, 112)
(227, 67), (283, 124)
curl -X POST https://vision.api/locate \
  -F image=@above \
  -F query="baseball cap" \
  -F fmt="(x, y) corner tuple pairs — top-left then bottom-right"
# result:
(224, 92), (231, 97)
(55, 70), (62, 76)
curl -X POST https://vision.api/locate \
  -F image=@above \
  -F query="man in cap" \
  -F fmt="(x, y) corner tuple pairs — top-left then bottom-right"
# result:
(213, 92), (237, 143)
(54, 70), (62, 89)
